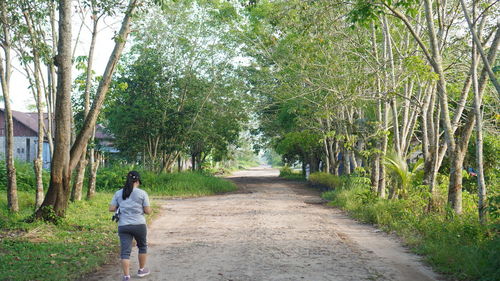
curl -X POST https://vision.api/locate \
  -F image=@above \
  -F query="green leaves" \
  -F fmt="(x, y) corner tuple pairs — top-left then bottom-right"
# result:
(105, 1), (250, 166)
(274, 130), (322, 164)
(403, 56), (437, 81)
(347, 0), (420, 27)
(347, 0), (384, 27)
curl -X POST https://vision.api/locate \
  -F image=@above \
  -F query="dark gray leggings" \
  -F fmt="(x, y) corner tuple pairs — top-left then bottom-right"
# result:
(118, 224), (148, 259)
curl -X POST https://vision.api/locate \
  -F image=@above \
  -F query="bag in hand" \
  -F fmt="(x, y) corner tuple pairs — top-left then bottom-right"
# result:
(112, 208), (121, 223)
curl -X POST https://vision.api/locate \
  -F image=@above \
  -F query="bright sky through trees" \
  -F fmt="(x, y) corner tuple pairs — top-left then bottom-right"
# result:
(7, 16), (119, 111)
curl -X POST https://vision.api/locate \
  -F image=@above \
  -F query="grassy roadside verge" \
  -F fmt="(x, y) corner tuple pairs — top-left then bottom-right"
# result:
(0, 172), (237, 281)
(0, 192), (119, 281)
(308, 172), (499, 281)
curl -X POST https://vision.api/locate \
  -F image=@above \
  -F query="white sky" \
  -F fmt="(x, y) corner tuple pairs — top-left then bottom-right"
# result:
(7, 11), (121, 112)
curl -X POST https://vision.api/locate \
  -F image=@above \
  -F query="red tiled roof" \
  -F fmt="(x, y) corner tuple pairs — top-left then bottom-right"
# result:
(0, 108), (41, 133)
(0, 108), (112, 140)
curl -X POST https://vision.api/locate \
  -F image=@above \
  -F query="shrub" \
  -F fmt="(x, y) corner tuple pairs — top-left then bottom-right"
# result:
(309, 172), (370, 190)
(279, 166), (305, 181)
(94, 166), (237, 196)
(309, 172), (341, 189)
(0, 160), (50, 191)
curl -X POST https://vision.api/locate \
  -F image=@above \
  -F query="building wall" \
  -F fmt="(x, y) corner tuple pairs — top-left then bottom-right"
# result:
(0, 110), (46, 165)
(0, 136), (40, 163)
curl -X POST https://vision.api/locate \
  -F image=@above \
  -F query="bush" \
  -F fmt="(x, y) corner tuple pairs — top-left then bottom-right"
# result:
(94, 166), (237, 196)
(0, 160), (50, 191)
(279, 166), (305, 181)
(309, 172), (341, 189)
(309, 172), (370, 190)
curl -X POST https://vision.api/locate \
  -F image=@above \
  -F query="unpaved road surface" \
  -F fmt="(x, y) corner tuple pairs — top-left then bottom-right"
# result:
(87, 168), (442, 281)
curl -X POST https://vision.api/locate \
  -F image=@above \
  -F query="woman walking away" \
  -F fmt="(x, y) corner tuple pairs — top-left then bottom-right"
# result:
(109, 171), (152, 281)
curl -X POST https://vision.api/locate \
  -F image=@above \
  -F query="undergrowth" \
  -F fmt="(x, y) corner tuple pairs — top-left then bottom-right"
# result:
(95, 167), (237, 196)
(0, 160), (50, 191)
(279, 166), (305, 181)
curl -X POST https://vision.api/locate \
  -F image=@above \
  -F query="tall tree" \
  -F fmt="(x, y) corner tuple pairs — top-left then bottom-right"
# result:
(106, 2), (248, 171)
(38, 0), (73, 218)
(22, 3), (46, 208)
(467, 0), (487, 224)
(71, 0), (122, 201)
(0, 0), (18, 212)
(37, 0), (152, 218)
(349, 0), (499, 214)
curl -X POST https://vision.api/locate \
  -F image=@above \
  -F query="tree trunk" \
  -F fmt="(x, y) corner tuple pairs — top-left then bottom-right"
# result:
(44, 0), (57, 157)
(0, 1), (18, 212)
(86, 127), (99, 199)
(191, 153), (196, 171)
(37, 0), (138, 217)
(391, 97), (402, 156)
(447, 26), (499, 215)
(23, 10), (45, 209)
(46, 64), (55, 156)
(422, 84), (440, 209)
(342, 147), (351, 175)
(323, 138), (331, 173)
(87, 149), (100, 200)
(177, 154), (182, 172)
(86, 148), (96, 199)
(378, 99), (389, 198)
(196, 153), (203, 171)
(430, 95), (441, 190)
(469, 2), (487, 223)
(69, 0), (138, 172)
(448, 147), (465, 214)
(350, 150), (358, 171)
(310, 155), (320, 173)
(330, 140), (341, 176)
(370, 23), (381, 193)
(473, 50), (487, 224)
(36, 0), (73, 219)
(388, 183), (397, 200)
(71, 157), (87, 201)
(370, 154), (380, 192)
(72, 16), (98, 201)
(422, 0), (461, 212)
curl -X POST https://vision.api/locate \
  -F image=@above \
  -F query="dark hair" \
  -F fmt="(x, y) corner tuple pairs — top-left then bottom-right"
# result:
(123, 171), (141, 200)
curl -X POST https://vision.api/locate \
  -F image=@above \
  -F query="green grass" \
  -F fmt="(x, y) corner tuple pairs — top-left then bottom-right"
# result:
(95, 168), (237, 196)
(309, 172), (371, 190)
(317, 172), (500, 281)
(0, 169), (237, 281)
(142, 172), (237, 196)
(0, 192), (118, 281)
(279, 166), (305, 181)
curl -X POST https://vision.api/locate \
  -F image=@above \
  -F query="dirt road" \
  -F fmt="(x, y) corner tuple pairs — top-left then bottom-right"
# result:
(88, 168), (441, 281)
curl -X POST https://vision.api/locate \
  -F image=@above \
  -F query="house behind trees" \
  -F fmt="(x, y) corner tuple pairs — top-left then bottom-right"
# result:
(0, 109), (116, 169)
(0, 108), (51, 169)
